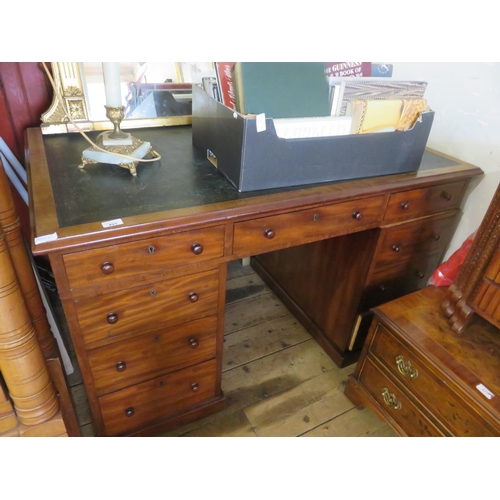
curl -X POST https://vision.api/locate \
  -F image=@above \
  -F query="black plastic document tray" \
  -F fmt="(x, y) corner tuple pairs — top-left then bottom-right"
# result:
(192, 84), (434, 192)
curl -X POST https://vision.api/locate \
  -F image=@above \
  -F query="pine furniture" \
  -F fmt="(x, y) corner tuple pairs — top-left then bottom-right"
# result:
(27, 125), (482, 436)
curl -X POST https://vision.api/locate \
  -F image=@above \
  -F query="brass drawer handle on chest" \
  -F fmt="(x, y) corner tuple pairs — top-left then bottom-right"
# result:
(264, 229), (275, 240)
(101, 262), (114, 275)
(115, 361), (127, 372)
(381, 388), (402, 410)
(191, 243), (203, 255)
(107, 312), (119, 324)
(395, 355), (419, 379)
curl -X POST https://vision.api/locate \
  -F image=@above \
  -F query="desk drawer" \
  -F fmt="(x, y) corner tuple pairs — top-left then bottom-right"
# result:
(233, 196), (384, 256)
(99, 359), (217, 436)
(63, 226), (225, 294)
(383, 180), (467, 223)
(369, 323), (495, 436)
(74, 269), (220, 346)
(359, 357), (444, 436)
(362, 253), (443, 310)
(87, 315), (217, 396)
(373, 211), (459, 271)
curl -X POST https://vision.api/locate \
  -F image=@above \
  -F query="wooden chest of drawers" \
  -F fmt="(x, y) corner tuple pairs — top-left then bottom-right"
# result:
(345, 286), (500, 436)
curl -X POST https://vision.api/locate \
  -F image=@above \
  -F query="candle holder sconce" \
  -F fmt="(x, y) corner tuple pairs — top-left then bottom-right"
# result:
(79, 105), (160, 177)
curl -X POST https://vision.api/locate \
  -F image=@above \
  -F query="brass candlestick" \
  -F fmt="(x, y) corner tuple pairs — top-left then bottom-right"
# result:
(104, 105), (130, 141)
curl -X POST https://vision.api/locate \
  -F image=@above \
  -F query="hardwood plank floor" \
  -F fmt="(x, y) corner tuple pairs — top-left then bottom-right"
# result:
(54, 260), (396, 438)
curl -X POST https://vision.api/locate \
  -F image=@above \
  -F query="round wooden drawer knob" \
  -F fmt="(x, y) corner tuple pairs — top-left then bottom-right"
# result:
(416, 271), (425, 279)
(400, 201), (410, 210)
(189, 292), (199, 303)
(191, 383), (199, 392)
(352, 211), (362, 220)
(391, 245), (401, 253)
(124, 407), (135, 417)
(191, 243), (204, 255)
(101, 262), (114, 275)
(264, 229), (275, 239)
(189, 338), (199, 349)
(432, 233), (441, 241)
(441, 191), (452, 201)
(107, 313), (119, 324)
(116, 361), (127, 372)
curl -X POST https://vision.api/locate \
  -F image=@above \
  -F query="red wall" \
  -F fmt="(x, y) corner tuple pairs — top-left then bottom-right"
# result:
(0, 62), (53, 238)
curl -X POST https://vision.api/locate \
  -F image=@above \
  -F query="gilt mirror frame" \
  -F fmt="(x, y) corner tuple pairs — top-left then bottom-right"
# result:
(40, 62), (192, 134)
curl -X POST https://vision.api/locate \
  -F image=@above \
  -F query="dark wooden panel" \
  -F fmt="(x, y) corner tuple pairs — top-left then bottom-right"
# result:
(253, 228), (380, 356)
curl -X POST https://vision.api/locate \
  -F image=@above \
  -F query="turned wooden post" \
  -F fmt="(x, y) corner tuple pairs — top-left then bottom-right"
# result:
(0, 159), (58, 359)
(0, 226), (59, 425)
(0, 380), (18, 434)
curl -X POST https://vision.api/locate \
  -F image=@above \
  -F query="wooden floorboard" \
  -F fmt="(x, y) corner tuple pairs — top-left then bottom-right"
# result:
(56, 259), (396, 437)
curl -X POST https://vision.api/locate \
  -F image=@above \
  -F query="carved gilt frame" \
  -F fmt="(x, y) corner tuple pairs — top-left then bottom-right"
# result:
(40, 62), (191, 134)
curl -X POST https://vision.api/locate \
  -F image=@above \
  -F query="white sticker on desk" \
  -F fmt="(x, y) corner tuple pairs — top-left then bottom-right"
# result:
(102, 218), (124, 228)
(256, 113), (266, 133)
(476, 383), (494, 400)
(34, 232), (58, 245)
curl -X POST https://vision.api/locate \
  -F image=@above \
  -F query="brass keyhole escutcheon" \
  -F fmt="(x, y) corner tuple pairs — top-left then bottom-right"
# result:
(150, 289), (156, 297)
(313, 213), (319, 221)
(149, 245), (155, 254)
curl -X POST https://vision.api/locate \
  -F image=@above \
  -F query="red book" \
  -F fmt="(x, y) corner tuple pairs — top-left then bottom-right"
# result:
(214, 62), (236, 110)
(325, 62), (372, 78)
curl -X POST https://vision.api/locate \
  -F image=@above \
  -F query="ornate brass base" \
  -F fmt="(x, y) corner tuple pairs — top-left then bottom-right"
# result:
(79, 134), (160, 177)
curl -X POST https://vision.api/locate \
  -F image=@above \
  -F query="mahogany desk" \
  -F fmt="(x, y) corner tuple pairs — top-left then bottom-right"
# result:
(26, 126), (482, 436)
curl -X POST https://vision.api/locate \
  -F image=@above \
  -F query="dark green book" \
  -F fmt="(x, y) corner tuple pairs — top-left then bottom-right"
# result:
(232, 62), (331, 119)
